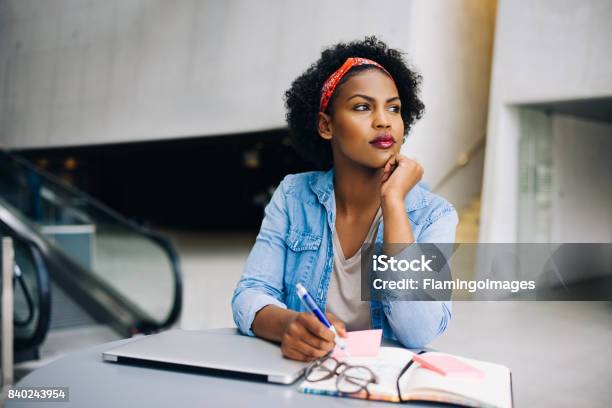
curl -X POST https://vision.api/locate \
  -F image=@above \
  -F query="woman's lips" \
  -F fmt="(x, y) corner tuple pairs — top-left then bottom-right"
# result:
(369, 135), (396, 149)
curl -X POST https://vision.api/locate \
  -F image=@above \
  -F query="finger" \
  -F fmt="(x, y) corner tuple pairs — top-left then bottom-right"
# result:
(381, 156), (398, 182)
(325, 312), (347, 337)
(333, 321), (347, 338)
(299, 314), (335, 343)
(325, 311), (338, 321)
(290, 321), (334, 350)
(386, 154), (399, 169)
(395, 154), (408, 163)
(396, 156), (415, 168)
(282, 344), (311, 362)
(412, 161), (423, 177)
(294, 339), (332, 359)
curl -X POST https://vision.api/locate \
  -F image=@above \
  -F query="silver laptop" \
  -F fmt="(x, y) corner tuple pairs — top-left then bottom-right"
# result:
(102, 329), (307, 384)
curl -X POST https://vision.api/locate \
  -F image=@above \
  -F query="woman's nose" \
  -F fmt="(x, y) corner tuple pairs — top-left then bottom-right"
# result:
(372, 107), (391, 129)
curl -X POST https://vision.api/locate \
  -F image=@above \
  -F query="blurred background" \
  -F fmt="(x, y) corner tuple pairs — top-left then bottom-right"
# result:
(0, 0), (610, 406)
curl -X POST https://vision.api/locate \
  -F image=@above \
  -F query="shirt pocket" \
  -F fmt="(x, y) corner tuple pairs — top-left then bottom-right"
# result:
(285, 227), (322, 251)
(283, 227), (322, 305)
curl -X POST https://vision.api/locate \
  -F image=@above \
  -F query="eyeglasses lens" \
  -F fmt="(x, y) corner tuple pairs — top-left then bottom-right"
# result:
(336, 366), (374, 394)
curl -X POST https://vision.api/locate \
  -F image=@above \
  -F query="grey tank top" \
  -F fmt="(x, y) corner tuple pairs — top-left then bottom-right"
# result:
(326, 207), (382, 331)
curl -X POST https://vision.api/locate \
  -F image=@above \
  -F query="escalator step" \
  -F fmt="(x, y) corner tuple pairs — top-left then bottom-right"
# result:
(49, 282), (96, 330)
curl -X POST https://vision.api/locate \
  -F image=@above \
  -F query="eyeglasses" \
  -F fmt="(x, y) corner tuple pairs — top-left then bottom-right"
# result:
(304, 355), (378, 397)
(304, 350), (427, 402)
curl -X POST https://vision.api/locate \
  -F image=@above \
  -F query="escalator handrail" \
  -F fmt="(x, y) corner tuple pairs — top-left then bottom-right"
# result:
(1, 226), (52, 352)
(0, 149), (182, 330)
(1, 199), (158, 336)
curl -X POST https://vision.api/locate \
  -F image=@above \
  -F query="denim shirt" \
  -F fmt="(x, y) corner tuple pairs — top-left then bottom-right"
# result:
(231, 169), (458, 348)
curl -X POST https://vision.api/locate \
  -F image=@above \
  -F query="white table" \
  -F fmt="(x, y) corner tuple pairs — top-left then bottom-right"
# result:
(8, 328), (446, 407)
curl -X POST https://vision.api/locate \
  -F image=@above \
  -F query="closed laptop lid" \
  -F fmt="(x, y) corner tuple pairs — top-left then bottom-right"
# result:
(102, 329), (307, 384)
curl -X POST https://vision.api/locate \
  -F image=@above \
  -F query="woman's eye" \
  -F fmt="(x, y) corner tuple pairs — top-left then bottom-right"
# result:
(353, 104), (400, 112)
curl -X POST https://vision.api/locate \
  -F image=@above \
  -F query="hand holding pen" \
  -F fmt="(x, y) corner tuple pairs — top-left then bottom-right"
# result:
(297, 284), (347, 352)
(278, 284), (347, 362)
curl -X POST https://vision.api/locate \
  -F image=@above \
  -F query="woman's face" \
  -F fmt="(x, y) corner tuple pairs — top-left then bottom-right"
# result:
(318, 69), (404, 169)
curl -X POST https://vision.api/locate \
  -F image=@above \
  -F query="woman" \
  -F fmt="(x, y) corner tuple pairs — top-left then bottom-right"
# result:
(232, 36), (457, 362)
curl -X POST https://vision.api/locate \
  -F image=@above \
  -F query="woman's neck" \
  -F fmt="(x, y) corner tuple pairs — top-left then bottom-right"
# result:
(333, 159), (383, 216)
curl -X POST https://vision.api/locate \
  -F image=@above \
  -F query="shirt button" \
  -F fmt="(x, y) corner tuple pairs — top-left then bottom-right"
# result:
(373, 309), (380, 318)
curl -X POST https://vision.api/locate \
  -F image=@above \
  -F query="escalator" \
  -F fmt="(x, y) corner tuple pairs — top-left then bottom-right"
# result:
(0, 149), (182, 361)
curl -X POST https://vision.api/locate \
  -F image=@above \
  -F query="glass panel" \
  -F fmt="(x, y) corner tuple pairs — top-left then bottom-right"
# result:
(0, 152), (179, 326)
(518, 108), (553, 242)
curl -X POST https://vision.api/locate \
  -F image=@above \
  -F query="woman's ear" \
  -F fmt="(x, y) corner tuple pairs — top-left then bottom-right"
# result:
(317, 112), (333, 141)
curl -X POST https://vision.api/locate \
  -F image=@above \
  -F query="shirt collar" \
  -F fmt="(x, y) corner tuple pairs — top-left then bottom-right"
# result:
(308, 168), (429, 213)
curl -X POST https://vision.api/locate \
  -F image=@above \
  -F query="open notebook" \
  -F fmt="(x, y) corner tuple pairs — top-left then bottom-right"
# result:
(299, 347), (512, 408)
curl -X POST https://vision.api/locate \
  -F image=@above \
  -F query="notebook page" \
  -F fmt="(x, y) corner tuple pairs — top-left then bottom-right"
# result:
(400, 353), (512, 408)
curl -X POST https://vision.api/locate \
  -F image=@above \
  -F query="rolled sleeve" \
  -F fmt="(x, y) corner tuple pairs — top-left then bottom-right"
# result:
(231, 176), (292, 336)
(384, 206), (458, 348)
(417, 207), (459, 243)
(232, 286), (287, 337)
(385, 300), (453, 348)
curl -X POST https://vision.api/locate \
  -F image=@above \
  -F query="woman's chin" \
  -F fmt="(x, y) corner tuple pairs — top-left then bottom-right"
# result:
(369, 151), (396, 168)
(343, 149), (398, 170)
(362, 157), (392, 170)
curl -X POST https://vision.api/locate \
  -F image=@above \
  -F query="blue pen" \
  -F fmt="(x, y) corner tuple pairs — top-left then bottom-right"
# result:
(296, 283), (347, 352)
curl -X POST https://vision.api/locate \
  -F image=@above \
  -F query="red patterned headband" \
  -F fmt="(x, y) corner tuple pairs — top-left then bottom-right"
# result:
(319, 57), (391, 113)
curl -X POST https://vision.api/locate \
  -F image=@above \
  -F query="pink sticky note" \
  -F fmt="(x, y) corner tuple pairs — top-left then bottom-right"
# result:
(332, 329), (382, 358)
(413, 354), (484, 379)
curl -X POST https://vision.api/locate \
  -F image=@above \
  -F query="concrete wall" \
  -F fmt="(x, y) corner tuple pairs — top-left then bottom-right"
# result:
(4, 0), (410, 147)
(480, 0), (612, 242)
(0, 0), (496, 208)
(404, 0), (496, 210)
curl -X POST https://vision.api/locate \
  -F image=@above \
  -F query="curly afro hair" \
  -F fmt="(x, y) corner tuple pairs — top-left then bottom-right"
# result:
(284, 36), (425, 169)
